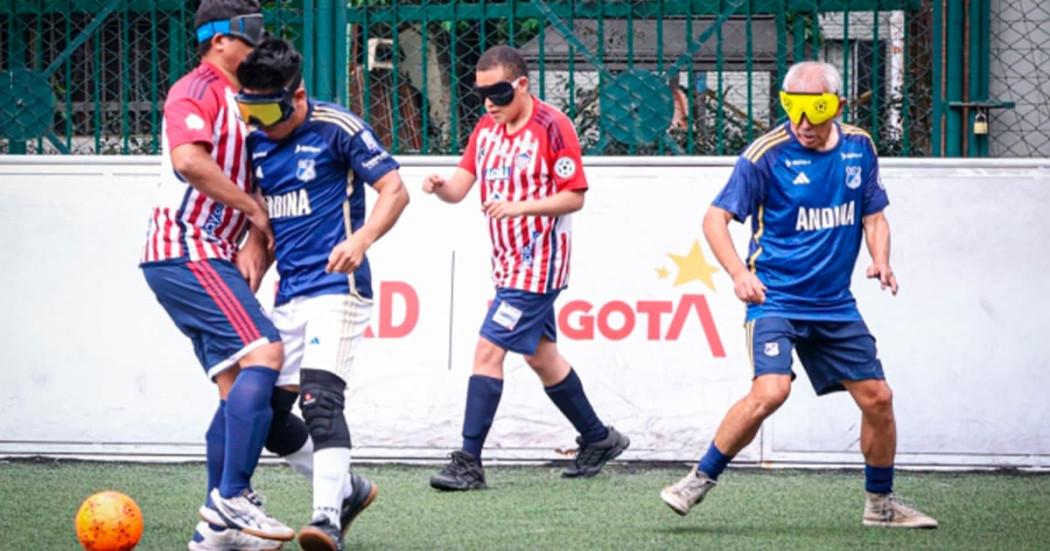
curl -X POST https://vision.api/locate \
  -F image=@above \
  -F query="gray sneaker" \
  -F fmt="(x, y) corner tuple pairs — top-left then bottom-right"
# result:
(562, 426), (630, 478)
(208, 488), (295, 541)
(297, 518), (344, 551)
(863, 492), (939, 528)
(339, 473), (379, 537)
(660, 466), (717, 516)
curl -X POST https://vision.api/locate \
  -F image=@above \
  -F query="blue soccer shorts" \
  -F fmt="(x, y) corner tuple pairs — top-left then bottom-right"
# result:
(747, 316), (884, 395)
(479, 288), (559, 355)
(142, 258), (280, 379)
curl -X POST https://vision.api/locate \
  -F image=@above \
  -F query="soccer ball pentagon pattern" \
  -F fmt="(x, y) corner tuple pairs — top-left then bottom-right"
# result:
(74, 491), (143, 551)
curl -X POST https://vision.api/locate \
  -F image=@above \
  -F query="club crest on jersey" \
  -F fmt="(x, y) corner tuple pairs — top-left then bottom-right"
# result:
(184, 113), (205, 131)
(515, 151), (533, 169)
(297, 158), (317, 182)
(554, 156), (576, 179)
(845, 166), (862, 189)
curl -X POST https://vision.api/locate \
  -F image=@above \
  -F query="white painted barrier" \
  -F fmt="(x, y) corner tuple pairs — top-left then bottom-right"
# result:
(1, 155), (1048, 467)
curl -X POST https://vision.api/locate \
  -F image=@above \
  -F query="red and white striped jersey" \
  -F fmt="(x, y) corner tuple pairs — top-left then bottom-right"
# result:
(459, 98), (588, 293)
(141, 61), (251, 264)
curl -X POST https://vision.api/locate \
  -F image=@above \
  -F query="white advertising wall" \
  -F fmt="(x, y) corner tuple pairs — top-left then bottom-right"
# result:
(1, 156), (1048, 467)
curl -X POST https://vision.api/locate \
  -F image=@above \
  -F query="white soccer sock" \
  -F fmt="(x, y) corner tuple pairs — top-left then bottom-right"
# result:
(313, 447), (351, 527)
(283, 436), (314, 479)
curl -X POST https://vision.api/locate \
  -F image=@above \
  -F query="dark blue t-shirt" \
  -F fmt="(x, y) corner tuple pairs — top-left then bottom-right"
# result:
(246, 100), (400, 305)
(712, 123), (889, 321)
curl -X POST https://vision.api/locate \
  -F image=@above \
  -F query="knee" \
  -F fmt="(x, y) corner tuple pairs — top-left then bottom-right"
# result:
(473, 340), (505, 376)
(244, 341), (284, 370)
(864, 384), (894, 415)
(749, 382), (790, 418)
(299, 369), (350, 450)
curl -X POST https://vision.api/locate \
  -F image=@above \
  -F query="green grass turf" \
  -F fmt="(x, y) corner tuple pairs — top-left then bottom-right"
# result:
(1, 460), (1047, 550)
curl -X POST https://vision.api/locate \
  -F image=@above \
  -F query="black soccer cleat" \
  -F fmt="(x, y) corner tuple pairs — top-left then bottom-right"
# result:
(429, 450), (488, 491)
(562, 425), (630, 478)
(339, 472), (379, 537)
(296, 517), (344, 551)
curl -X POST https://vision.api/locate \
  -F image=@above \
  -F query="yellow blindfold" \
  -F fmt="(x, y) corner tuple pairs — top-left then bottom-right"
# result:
(779, 91), (841, 125)
(236, 101), (288, 128)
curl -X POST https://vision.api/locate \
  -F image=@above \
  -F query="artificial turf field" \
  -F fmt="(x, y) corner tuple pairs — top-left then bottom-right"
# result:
(2, 460), (1047, 550)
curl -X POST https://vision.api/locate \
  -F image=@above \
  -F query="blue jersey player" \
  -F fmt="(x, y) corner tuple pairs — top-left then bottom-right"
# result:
(235, 39), (409, 551)
(660, 62), (938, 529)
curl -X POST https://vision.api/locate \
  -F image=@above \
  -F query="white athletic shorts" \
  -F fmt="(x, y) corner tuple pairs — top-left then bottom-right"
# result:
(270, 293), (373, 387)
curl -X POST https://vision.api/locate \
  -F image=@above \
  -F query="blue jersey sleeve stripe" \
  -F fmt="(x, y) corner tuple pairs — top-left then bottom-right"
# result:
(742, 125), (787, 159)
(747, 204), (766, 273)
(746, 131), (789, 162)
(340, 195), (360, 298)
(312, 107), (364, 132)
(311, 115), (360, 137)
(841, 124), (877, 153)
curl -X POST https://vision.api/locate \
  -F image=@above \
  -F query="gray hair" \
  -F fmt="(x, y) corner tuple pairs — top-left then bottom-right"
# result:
(782, 61), (843, 95)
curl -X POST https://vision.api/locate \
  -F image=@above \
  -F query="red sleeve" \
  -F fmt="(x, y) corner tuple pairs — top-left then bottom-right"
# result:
(164, 92), (218, 151)
(457, 122), (483, 176)
(548, 114), (588, 192)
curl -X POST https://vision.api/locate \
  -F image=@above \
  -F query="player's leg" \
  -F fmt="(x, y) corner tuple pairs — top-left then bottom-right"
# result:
(429, 336), (506, 491)
(661, 317), (795, 516)
(141, 261), (291, 544)
(526, 335), (630, 478)
(801, 320), (936, 528)
(294, 294), (378, 551)
(181, 259), (290, 541)
(266, 298), (314, 480)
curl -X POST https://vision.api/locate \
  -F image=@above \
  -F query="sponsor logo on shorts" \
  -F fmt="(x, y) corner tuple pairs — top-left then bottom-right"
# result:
(492, 300), (523, 331)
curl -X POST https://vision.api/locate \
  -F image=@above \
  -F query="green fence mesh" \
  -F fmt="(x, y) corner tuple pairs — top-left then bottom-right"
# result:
(0, 1), (1045, 157)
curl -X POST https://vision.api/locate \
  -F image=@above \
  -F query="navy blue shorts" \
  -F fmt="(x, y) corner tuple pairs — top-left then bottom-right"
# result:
(142, 259), (280, 378)
(479, 288), (559, 355)
(747, 317), (884, 395)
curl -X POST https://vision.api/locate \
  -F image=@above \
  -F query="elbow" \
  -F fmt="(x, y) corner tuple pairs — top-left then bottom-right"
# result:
(568, 191), (585, 214)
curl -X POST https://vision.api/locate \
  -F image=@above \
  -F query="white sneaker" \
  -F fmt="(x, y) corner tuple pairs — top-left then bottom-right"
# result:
(660, 466), (717, 516)
(208, 488), (295, 541)
(863, 492), (939, 529)
(187, 521), (283, 550)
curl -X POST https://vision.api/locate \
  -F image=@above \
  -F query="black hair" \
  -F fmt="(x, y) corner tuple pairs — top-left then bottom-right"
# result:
(476, 45), (528, 79)
(195, 0), (262, 58)
(237, 38), (303, 92)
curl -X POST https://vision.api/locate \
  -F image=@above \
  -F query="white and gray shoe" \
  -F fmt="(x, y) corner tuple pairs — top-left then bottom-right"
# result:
(660, 466), (717, 516)
(207, 488), (295, 541)
(187, 520), (283, 550)
(863, 491), (939, 528)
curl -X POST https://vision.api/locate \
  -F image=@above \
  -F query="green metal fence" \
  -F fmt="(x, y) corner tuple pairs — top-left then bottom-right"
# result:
(0, 1), (1043, 157)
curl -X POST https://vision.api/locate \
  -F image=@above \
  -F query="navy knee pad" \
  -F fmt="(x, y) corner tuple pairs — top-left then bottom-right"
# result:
(266, 387), (308, 456)
(299, 369), (351, 450)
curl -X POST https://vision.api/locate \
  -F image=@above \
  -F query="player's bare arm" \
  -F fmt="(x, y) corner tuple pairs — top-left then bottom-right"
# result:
(422, 167), (476, 204)
(703, 206), (766, 304)
(237, 224), (274, 294)
(327, 170), (410, 274)
(863, 211), (898, 295)
(483, 188), (585, 220)
(170, 142), (275, 249)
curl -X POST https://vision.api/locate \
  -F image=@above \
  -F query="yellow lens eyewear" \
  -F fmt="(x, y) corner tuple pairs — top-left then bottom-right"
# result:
(236, 100), (288, 128)
(779, 91), (841, 125)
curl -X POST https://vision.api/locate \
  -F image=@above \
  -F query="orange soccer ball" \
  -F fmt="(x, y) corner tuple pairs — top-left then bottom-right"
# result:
(74, 491), (143, 551)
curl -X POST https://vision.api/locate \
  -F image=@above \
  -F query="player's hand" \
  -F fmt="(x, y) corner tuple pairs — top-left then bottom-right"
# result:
(732, 270), (767, 304)
(482, 199), (524, 220)
(867, 263), (899, 295)
(236, 240), (269, 293)
(422, 174), (446, 194)
(326, 234), (371, 274)
(246, 204), (275, 252)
